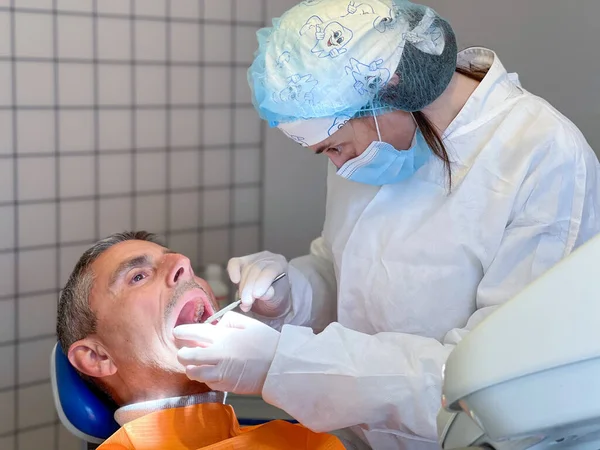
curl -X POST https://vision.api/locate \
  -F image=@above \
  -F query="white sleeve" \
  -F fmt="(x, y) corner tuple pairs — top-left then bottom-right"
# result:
(285, 236), (339, 332)
(262, 136), (600, 440)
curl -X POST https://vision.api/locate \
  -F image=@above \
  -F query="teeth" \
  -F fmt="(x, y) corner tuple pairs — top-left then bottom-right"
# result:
(194, 303), (204, 323)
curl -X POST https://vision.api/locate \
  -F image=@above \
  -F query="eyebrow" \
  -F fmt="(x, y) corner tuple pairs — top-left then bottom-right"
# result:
(108, 255), (152, 289)
(108, 248), (174, 289)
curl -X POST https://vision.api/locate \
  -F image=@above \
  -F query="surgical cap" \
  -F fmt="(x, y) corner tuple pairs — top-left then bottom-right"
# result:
(247, 0), (458, 146)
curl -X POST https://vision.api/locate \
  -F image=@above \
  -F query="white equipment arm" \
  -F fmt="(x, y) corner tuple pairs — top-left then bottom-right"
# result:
(438, 232), (600, 450)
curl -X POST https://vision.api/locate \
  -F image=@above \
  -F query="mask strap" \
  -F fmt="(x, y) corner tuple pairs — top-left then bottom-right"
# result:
(373, 114), (382, 141)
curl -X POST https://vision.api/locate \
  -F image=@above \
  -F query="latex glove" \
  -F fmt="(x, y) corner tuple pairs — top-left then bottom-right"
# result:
(174, 311), (280, 395)
(227, 251), (291, 317)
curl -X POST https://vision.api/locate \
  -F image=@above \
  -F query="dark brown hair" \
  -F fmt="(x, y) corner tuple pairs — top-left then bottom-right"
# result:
(413, 65), (487, 189)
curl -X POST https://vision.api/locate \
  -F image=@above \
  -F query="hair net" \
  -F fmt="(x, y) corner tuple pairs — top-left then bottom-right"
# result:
(247, 0), (458, 146)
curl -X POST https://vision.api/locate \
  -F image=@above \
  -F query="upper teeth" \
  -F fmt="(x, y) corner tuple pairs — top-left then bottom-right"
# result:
(193, 303), (203, 323)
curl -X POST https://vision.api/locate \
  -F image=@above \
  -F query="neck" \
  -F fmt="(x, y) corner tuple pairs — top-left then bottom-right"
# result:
(422, 71), (480, 133)
(114, 391), (227, 426)
(111, 372), (211, 407)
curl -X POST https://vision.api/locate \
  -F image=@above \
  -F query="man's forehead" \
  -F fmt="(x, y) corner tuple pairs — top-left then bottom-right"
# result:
(92, 240), (167, 275)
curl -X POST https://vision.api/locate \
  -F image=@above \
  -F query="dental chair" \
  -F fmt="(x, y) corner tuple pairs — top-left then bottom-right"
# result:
(438, 232), (600, 450)
(50, 342), (120, 449)
(50, 342), (297, 448)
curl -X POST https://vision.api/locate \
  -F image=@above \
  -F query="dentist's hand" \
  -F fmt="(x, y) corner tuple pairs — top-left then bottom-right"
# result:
(175, 312), (279, 395)
(227, 251), (291, 317)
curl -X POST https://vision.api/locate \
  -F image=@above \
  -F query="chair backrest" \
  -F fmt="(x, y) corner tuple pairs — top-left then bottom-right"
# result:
(50, 342), (120, 444)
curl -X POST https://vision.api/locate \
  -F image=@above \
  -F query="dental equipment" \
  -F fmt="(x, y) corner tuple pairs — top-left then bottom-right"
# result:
(438, 232), (600, 450)
(203, 272), (287, 324)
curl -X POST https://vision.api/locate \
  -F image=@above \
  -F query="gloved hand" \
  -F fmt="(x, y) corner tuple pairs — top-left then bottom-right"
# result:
(174, 312), (280, 395)
(227, 251), (291, 317)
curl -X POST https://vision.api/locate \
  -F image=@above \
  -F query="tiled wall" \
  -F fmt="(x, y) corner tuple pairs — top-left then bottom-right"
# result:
(0, 1), (266, 448)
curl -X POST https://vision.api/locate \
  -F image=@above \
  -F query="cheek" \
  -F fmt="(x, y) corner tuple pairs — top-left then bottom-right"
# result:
(353, 128), (378, 157)
(98, 305), (154, 351)
(348, 124), (378, 158)
(326, 152), (350, 169)
(353, 141), (372, 158)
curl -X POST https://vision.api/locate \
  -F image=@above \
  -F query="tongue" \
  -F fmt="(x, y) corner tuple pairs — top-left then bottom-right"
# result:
(175, 301), (196, 327)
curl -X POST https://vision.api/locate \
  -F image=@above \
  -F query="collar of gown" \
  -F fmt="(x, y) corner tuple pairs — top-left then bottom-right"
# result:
(114, 391), (228, 426)
(444, 47), (524, 142)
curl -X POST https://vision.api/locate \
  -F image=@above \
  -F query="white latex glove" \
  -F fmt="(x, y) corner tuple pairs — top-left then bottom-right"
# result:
(174, 311), (280, 395)
(227, 251), (291, 317)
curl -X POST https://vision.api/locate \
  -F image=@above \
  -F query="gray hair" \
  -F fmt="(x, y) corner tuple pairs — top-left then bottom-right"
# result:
(56, 231), (161, 357)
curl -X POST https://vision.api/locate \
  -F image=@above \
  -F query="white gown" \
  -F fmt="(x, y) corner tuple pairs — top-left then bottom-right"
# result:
(260, 48), (600, 450)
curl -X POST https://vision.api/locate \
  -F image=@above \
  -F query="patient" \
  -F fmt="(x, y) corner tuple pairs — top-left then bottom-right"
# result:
(57, 231), (345, 449)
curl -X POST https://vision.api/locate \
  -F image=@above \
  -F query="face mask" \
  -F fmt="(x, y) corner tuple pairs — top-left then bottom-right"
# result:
(336, 115), (430, 186)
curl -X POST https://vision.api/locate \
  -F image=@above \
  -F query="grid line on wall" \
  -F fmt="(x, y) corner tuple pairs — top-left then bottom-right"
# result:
(2, 1), (266, 447)
(228, 0), (236, 259)
(130, 0), (137, 230)
(258, 0), (267, 251)
(92, 0), (100, 242)
(0, 421), (58, 440)
(164, 0), (172, 247)
(0, 219), (262, 265)
(0, 333), (57, 349)
(9, 0), (20, 448)
(0, 56), (252, 67)
(0, 376), (54, 393)
(0, 6), (264, 27)
(0, 181), (261, 208)
(0, 143), (261, 160)
(0, 102), (254, 109)
(52, 0), (61, 444)
(196, 0), (205, 272)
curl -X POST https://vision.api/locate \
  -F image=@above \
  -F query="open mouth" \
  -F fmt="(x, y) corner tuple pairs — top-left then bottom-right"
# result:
(174, 296), (215, 328)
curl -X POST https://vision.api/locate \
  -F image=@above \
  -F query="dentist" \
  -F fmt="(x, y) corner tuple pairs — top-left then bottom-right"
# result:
(174, 0), (600, 448)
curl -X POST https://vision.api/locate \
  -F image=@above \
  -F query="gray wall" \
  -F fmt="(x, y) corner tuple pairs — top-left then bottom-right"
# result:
(0, 1), (266, 448)
(262, 126), (327, 258)
(262, 0), (328, 259)
(426, 0), (600, 155)
(261, 0), (600, 260)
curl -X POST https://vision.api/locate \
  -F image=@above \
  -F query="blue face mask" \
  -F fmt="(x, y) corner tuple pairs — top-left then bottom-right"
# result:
(336, 128), (431, 186)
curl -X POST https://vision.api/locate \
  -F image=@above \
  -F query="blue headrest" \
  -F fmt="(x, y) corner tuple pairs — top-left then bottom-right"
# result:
(50, 342), (120, 443)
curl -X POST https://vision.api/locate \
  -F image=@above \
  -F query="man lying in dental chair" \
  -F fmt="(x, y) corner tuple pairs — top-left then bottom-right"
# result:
(56, 231), (345, 449)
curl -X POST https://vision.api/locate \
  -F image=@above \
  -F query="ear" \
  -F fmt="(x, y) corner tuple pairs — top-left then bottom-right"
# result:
(68, 338), (117, 379)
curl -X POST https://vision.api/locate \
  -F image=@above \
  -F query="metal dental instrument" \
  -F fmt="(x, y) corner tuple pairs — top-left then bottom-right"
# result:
(202, 272), (287, 324)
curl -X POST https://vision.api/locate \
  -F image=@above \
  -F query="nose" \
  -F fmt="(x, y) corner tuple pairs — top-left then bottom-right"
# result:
(326, 152), (352, 169)
(167, 254), (193, 287)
